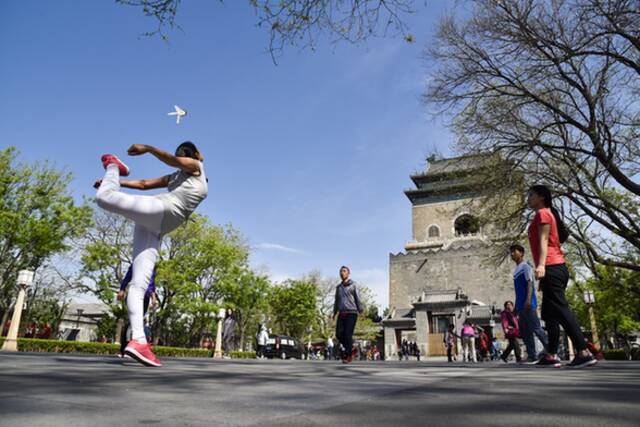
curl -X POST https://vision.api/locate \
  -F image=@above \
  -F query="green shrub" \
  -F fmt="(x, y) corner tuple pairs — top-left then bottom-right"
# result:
(0, 337), (119, 354)
(153, 345), (211, 358)
(230, 351), (256, 359)
(0, 337), (257, 359)
(602, 349), (628, 360)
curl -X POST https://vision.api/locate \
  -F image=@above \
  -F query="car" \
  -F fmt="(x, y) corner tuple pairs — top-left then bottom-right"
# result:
(263, 335), (303, 360)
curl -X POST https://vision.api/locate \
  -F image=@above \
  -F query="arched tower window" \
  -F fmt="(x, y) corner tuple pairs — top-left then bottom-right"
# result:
(454, 214), (480, 236)
(427, 225), (440, 238)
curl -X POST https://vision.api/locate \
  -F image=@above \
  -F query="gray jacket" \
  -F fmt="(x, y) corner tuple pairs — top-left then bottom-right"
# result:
(333, 280), (364, 315)
(222, 317), (237, 341)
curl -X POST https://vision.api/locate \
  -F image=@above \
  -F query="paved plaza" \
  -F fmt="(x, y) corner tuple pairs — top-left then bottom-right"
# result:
(0, 352), (639, 427)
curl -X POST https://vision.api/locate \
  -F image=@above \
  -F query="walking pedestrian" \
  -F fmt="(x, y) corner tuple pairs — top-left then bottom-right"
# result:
(326, 337), (335, 360)
(460, 321), (477, 362)
(478, 328), (490, 362)
(491, 337), (501, 361)
(222, 309), (237, 358)
(500, 301), (522, 363)
(256, 324), (269, 359)
(527, 185), (596, 368)
(510, 244), (549, 362)
(402, 339), (410, 361)
(444, 324), (457, 362)
(332, 266), (364, 364)
(94, 142), (207, 366)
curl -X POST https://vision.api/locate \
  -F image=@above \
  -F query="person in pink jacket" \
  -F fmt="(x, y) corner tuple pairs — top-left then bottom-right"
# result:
(501, 301), (522, 363)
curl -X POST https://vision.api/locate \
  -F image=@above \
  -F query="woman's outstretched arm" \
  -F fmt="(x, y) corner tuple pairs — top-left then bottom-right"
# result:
(128, 144), (200, 175)
(94, 175), (169, 190)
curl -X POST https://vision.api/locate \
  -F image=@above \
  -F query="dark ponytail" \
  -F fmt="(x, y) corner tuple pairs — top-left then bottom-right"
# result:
(529, 185), (569, 244)
(175, 141), (200, 160)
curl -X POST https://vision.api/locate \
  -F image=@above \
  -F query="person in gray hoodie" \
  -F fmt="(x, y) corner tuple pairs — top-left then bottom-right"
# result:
(332, 266), (364, 363)
(222, 309), (237, 358)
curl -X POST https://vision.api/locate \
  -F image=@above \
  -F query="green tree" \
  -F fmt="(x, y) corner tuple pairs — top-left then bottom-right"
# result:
(73, 206), (133, 342)
(95, 314), (118, 342)
(568, 265), (640, 347)
(22, 264), (75, 337)
(154, 215), (250, 347)
(0, 147), (92, 333)
(268, 279), (319, 341)
(220, 268), (270, 351)
(77, 206), (133, 308)
(301, 270), (336, 339)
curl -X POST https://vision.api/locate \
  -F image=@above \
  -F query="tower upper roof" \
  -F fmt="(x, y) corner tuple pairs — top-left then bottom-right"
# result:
(405, 154), (493, 204)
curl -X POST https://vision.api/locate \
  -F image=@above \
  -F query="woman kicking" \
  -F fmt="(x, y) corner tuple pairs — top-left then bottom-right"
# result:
(94, 141), (208, 367)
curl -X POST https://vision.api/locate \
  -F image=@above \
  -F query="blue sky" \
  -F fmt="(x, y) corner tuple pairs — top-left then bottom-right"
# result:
(0, 1), (456, 309)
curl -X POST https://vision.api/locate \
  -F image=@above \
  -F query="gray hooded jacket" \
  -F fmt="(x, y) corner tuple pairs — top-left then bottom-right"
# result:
(333, 280), (363, 315)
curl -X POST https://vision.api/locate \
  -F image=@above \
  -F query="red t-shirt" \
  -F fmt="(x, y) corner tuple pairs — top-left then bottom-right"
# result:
(528, 208), (565, 267)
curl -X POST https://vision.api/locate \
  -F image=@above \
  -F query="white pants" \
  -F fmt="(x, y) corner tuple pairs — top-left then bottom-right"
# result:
(96, 165), (163, 343)
(462, 336), (477, 362)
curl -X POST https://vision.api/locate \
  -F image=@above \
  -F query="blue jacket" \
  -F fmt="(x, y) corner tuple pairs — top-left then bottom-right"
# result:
(120, 266), (156, 299)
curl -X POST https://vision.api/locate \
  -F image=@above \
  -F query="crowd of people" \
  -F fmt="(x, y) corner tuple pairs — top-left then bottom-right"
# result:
(439, 186), (599, 368)
(397, 339), (421, 361)
(19, 322), (53, 339)
(89, 145), (598, 370)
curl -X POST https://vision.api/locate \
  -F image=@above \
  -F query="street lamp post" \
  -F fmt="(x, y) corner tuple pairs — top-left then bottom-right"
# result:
(1, 270), (34, 352)
(213, 307), (226, 359)
(583, 290), (599, 347)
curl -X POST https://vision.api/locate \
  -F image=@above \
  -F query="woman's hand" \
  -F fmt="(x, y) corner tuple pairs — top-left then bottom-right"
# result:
(116, 290), (125, 301)
(535, 264), (546, 280)
(127, 144), (150, 156)
(93, 179), (102, 189)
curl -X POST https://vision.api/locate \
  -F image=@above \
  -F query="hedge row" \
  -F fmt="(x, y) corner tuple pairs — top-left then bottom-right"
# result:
(230, 351), (256, 359)
(0, 337), (120, 354)
(602, 348), (640, 361)
(0, 337), (255, 359)
(602, 349), (627, 360)
(153, 345), (211, 358)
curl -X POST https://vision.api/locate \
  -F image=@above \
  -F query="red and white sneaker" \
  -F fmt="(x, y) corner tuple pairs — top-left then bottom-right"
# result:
(101, 154), (130, 176)
(124, 340), (162, 367)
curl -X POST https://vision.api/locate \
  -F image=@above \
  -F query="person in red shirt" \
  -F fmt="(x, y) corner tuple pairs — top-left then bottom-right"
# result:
(527, 185), (596, 369)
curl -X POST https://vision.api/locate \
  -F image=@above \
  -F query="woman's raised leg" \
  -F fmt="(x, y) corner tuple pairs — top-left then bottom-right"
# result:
(96, 164), (164, 232)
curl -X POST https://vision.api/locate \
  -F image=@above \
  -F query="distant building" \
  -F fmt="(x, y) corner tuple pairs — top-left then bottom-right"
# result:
(59, 303), (110, 342)
(383, 155), (514, 359)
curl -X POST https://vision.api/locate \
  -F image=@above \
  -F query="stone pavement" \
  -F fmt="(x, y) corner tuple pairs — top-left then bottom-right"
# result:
(0, 352), (638, 427)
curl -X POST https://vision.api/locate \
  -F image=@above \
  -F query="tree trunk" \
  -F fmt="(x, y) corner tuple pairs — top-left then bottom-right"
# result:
(0, 309), (9, 337)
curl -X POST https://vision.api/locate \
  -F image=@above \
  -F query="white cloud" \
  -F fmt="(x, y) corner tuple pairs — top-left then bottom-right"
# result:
(253, 242), (306, 254)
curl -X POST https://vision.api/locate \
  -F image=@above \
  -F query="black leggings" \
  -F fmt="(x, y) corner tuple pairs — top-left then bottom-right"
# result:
(336, 313), (358, 358)
(540, 264), (587, 354)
